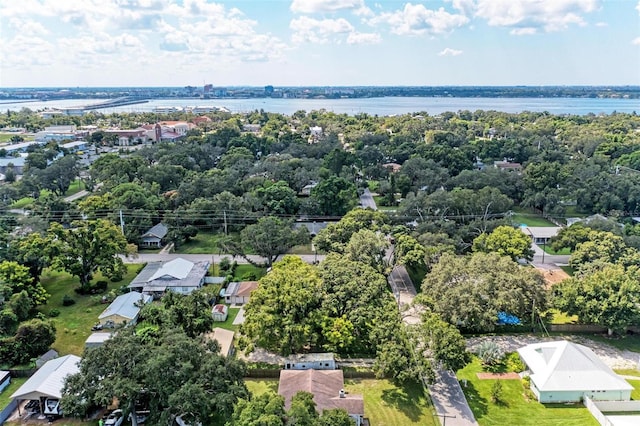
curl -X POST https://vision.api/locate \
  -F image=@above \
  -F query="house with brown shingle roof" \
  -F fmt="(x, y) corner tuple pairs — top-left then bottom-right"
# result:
(223, 281), (259, 305)
(278, 369), (365, 426)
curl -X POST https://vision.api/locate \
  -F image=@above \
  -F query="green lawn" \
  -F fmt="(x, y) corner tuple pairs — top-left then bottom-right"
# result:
(541, 246), (571, 255)
(214, 307), (241, 332)
(231, 264), (267, 282)
(457, 358), (599, 426)
(0, 377), (27, 410)
(38, 264), (143, 356)
(287, 243), (315, 255)
(511, 214), (557, 228)
(9, 197), (35, 209)
(176, 231), (258, 255)
(246, 378), (437, 426)
(64, 179), (85, 196)
(560, 266), (576, 276)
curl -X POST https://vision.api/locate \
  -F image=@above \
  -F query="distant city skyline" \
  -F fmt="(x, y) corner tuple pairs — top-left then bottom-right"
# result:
(1, 0), (639, 88)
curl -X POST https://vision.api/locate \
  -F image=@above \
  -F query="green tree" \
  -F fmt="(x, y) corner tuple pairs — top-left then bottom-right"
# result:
(472, 225), (534, 261)
(240, 256), (322, 355)
(287, 391), (318, 426)
(228, 393), (286, 426)
(311, 177), (357, 216)
(10, 231), (52, 286)
(421, 252), (546, 332)
(315, 409), (355, 426)
(314, 209), (388, 253)
(48, 219), (129, 291)
(553, 264), (640, 335)
(344, 229), (389, 274)
(254, 180), (300, 215)
(62, 328), (247, 425)
(0, 260), (48, 306)
(241, 217), (309, 267)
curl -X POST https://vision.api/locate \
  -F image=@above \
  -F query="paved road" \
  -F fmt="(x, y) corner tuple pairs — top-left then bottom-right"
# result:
(430, 369), (479, 426)
(64, 189), (90, 203)
(359, 188), (377, 210)
(530, 242), (570, 267)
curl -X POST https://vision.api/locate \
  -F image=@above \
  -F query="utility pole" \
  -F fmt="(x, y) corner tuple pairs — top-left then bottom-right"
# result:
(223, 210), (228, 236)
(119, 209), (124, 234)
(435, 413), (456, 426)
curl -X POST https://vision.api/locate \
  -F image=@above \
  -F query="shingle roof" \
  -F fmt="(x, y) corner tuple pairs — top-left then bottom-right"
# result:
(11, 355), (81, 400)
(518, 341), (633, 392)
(209, 327), (235, 356)
(278, 369), (364, 416)
(148, 258), (194, 281)
(225, 281), (259, 298)
(98, 292), (152, 320)
(142, 223), (168, 239)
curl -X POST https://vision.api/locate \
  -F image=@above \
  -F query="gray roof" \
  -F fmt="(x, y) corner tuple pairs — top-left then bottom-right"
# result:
(98, 292), (152, 320)
(287, 352), (335, 363)
(0, 370), (9, 383)
(293, 221), (330, 235)
(129, 258), (210, 293)
(142, 223), (168, 239)
(0, 157), (26, 167)
(85, 332), (112, 345)
(11, 355), (81, 400)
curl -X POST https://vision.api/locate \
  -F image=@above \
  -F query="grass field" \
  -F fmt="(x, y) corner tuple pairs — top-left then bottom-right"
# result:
(38, 264), (143, 356)
(9, 197), (35, 209)
(176, 232), (257, 255)
(0, 377), (27, 410)
(457, 358), (599, 426)
(511, 214), (557, 228)
(245, 378), (437, 426)
(64, 179), (85, 196)
(541, 245), (570, 255)
(214, 307), (241, 332)
(560, 266), (575, 276)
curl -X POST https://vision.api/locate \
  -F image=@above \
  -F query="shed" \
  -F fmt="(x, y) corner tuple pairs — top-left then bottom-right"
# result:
(209, 327), (235, 357)
(35, 349), (58, 369)
(223, 281), (259, 305)
(0, 370), (10, 393)
(284, 353), (335, 370)
(11, 354), (81, 416)
(85, 332), (112, 349)
(212, 304), (229, 322)
(518, 340), (633, 403)
(98, 292), (152, 327)
(140, 223), (168, 248)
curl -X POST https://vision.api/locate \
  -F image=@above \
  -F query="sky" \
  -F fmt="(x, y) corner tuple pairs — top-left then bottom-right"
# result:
(0, 0), (639, 87)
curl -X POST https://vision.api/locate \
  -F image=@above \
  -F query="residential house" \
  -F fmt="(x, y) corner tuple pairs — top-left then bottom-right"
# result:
(494, 160), (523, 172)
(382, 162), (402, 173)
(242, 124), (261, 133)
(212, 304), (229, 322)
(208, 327), (235, 357)
(518, 340), (633, 403)
(0, 156), (26, 176)
(520, 226), (562, 245)
(103, 128), (149, 146)
(128, 258), (210, 297)
(35, 350), (58, 369)
(299, 181), (318, 196)
(223, 281), (259, 305)
(293, 221), (329, 237)
(284, 353), (336, 370)
(140, 223), (169, 248)
(60, 140), (89, 152)
(2, 140), (44, 154)
(98, 292), (153, 328)
(278, 369), (364, 426)
(0, 371), (10, 393)
(11, 354), (81, 417)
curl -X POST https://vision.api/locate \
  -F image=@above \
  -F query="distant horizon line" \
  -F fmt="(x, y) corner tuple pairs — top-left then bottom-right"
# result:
(2, 85), (640, 89)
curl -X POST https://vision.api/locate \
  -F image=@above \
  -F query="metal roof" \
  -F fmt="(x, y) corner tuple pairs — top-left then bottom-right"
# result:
(148, 258), (194, 281)
(128, 259), (209, 293)
(11, 354), (81, 400)
(142, 223), (168, 239)
(98, 292), (152, 320)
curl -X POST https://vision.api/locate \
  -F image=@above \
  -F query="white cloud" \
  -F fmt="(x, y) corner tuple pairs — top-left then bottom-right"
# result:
(474, 0), (598, 33)
(9, 17), (50, 36)
(511, 27), (537, 36)
(347, 32), (381, 44)
(447, 0), (476, 16)
(633, 37), (640, 45)
(290, 0), (366, 14)
(637, 1), (640, 15)
(368, 3), (469, 36)
(595, 22), (608, 27)
(290, 16), (354, 44)
(438, 47), (463, 56)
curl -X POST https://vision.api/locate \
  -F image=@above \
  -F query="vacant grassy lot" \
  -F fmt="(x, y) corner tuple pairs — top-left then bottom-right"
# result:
(176, 231), (257, 255)
(38, 264), (143, 356)
(246, 378), (437, 426)
(457, 358), (599, 426)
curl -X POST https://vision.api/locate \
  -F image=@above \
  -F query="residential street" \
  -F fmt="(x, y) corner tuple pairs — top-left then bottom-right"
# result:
(122, 252), (326, 265)
(359, 188), (378, 210)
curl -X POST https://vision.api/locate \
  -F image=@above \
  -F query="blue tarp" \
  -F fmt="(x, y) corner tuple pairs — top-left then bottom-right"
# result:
(497, 311), (522, 325)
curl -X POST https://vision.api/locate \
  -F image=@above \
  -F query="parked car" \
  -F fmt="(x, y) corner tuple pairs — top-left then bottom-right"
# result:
(104, 409), (124, 426)
(129, 410), (150, 424)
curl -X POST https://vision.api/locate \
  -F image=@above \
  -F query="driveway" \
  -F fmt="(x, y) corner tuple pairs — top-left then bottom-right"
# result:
(429, 369), (479, 426)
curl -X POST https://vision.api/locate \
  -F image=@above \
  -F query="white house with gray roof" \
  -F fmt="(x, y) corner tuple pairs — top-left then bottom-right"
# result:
(98, 292), (152, 327)
(140, 223), (168, 248)
(128, 257), (210, 297)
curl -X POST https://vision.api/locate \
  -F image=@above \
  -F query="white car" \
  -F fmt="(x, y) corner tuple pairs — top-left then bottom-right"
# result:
(104, 409), (124, 426)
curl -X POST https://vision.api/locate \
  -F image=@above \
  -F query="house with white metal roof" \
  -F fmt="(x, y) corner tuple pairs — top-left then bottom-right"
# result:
(98, 292), (152, 327)
(128, 258), (210, 297)
(11, 354), (81, 416)
(518, 340), (633, 403)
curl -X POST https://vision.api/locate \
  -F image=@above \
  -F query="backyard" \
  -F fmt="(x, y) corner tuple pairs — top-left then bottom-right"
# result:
(457, 357), (599, 426)
(245, 378), (437, 426)
(37, 264), (143, 356)
(510, 208), (557, 227)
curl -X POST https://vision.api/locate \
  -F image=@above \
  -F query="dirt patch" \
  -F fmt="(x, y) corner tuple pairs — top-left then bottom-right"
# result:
(476, 372), (520, 380)
(536, 267), (570, 287)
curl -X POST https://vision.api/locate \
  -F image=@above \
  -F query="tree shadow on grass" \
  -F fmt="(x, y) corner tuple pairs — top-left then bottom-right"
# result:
(460, 380), (489, 419)
(381, 382), (425, 422)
